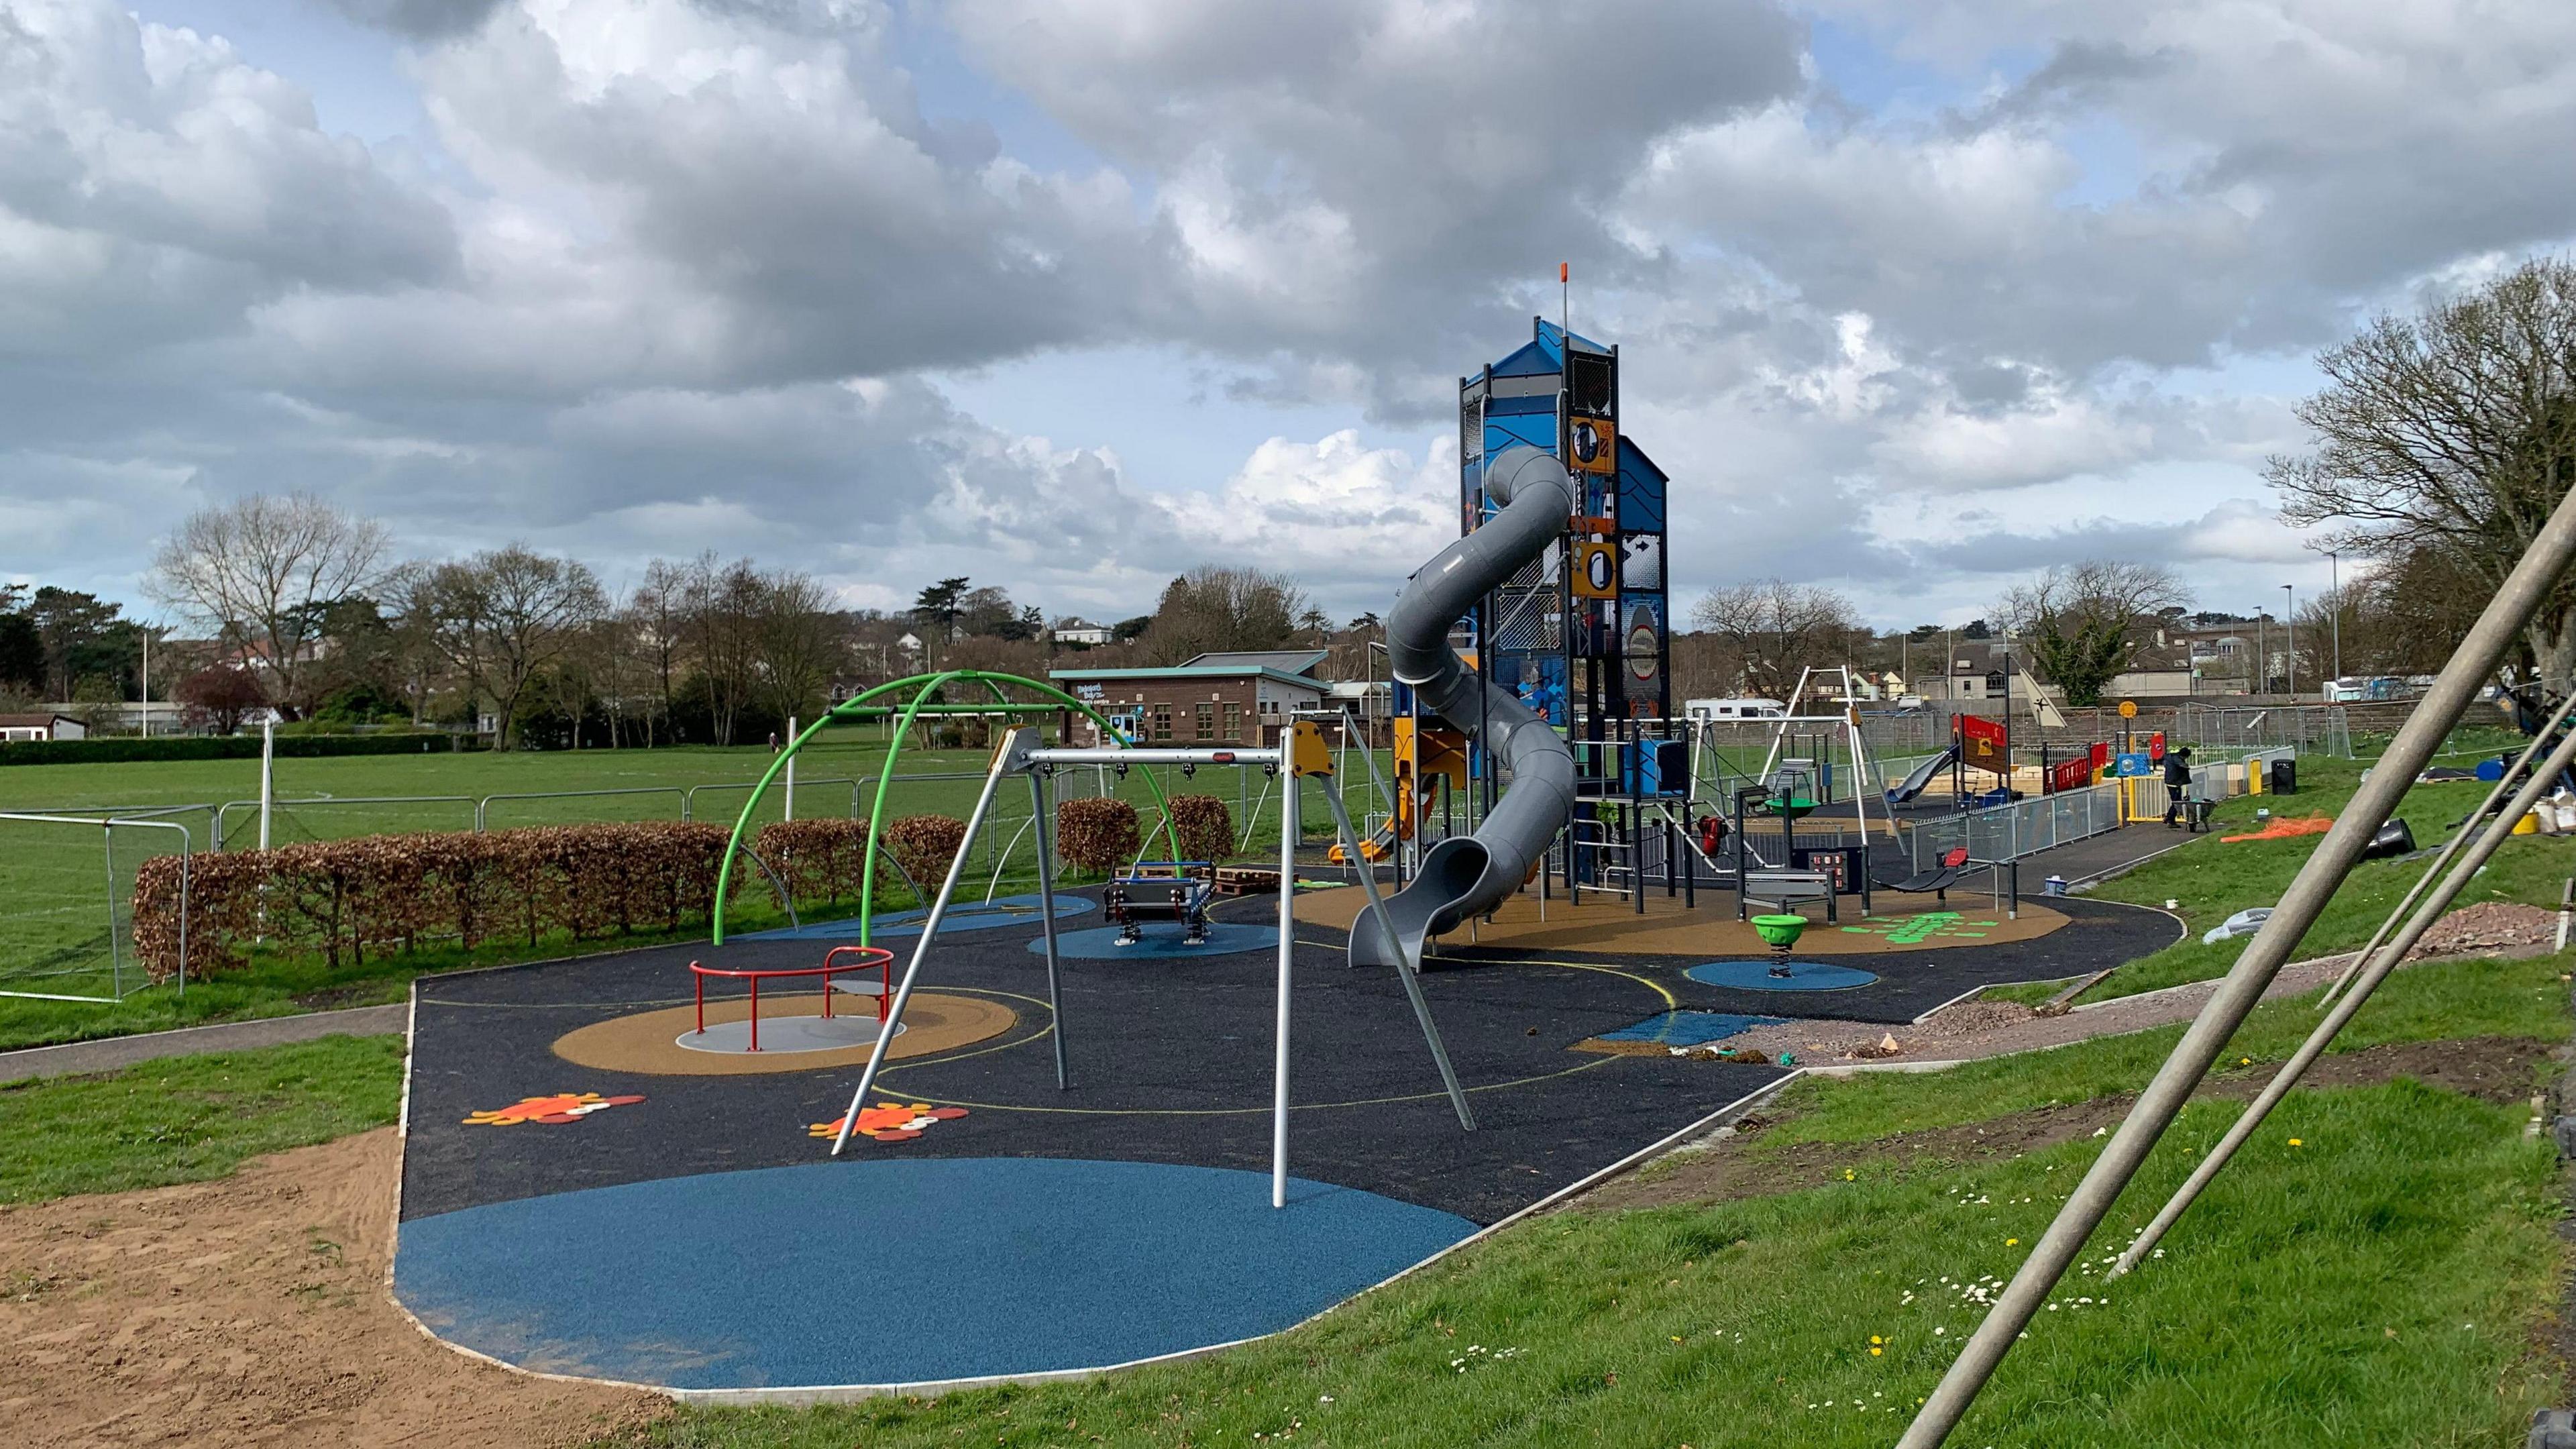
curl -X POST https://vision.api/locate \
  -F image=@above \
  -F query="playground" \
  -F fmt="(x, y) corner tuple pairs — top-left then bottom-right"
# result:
(11, 321), (2576, 1448)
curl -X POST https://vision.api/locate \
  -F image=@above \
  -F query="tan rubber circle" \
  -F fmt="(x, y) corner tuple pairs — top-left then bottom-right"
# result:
(550, 991), (1017, 1076)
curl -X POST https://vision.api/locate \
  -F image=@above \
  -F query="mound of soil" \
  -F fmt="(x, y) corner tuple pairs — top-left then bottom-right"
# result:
(0, 1130), (662, 1448)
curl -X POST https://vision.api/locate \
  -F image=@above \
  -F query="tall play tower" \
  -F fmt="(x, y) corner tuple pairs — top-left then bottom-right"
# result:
(1458, 318), (1672, 734)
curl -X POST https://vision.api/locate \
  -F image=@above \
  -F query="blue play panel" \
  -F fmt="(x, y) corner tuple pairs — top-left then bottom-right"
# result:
(1686, 958), (1880, 991)
(746, 893), (1097, 941)
(1596, 1010), (1786, 1046)
(395, 1157), (1474, 1390)
(1028, 922), (1279, 959)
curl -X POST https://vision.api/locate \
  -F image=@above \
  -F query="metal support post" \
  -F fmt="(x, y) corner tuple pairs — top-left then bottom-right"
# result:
(1317, 779), (1474, 1130)
(2111, 712), (2576, 1275)
(1273, 757), (1297, 1208)
(1895, 484), (2576, 1448)
(1028, 767), (1070, 1090)
(832, 728), (1024, 1155)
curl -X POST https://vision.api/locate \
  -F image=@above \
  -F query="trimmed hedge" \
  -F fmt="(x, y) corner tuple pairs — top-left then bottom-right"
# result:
(753, 818), (901, 906)
(882, 814), (969, 888)
(1165, 794), (1234, 863)
(1055, 797), (1140, 874)
(0, 732), (480, 767)
(132, 822), (739, 979)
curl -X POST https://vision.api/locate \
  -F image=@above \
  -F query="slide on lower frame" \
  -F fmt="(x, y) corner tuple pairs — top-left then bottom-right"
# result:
(1885, 743), (1960, 806)
(1350, 446), (1578, 973)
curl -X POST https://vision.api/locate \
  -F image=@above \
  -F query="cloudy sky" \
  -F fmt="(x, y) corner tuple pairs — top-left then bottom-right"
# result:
(8, 0), (2574, 632)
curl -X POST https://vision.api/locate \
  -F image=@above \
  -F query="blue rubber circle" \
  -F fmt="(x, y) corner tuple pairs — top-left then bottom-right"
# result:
(1028, 923), (1279, 959)
(1686, 958), (1880, 991)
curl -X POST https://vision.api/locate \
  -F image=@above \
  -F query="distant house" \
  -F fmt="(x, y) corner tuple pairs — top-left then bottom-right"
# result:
(0, 714), (87, 743)
(1051, 619), (1114, 647)
(1051, 649), (1332, 747)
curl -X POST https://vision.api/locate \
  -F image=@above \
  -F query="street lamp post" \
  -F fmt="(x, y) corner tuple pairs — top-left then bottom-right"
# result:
(2283, 584), (2296, 700)
(2328, 549), (2343, 693)
(2255, 609), (2267, 697)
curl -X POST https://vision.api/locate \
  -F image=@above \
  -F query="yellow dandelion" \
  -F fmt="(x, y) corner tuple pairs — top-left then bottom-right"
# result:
(2288, 1138), (2303, 1147)
(1870, 1336), (1882, 1345)
(1870, 1346), (1883, 1356)
(2006, 1238), (2020, 1246)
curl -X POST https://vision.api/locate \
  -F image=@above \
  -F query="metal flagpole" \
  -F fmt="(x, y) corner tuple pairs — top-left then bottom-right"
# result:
(832, 727), (1023, 1155)
(1272, 750), (1299, 1208)
(2316, 688), (2576, 1007)
(2113, 712), (2576, 1277)
(1894, 484), (2576, 1448)
(1028, 765), (1071, 1091)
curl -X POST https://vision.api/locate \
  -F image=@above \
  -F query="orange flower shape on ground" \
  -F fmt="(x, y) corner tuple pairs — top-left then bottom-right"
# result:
(808, 1102), (969, 1142)
(2222, 816), (2334, 843)
(464, 1092), (645, 1126)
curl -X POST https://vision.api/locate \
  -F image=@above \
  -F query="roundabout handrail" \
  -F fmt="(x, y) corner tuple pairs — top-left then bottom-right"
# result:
(688, 946), (894, 1052)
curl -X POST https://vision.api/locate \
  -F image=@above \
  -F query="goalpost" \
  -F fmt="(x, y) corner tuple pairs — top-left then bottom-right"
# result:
(0, 812), (191, 1003)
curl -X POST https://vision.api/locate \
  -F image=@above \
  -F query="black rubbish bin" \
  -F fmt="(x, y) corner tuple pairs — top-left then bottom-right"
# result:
(2268, 758), (2296, 794)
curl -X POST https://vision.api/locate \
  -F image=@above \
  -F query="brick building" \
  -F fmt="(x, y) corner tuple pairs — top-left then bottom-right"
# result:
(1050, 650), (1332, 748)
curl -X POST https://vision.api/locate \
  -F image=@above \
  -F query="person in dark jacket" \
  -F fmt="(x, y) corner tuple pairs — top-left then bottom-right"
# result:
(2162, 747), (2196, 828)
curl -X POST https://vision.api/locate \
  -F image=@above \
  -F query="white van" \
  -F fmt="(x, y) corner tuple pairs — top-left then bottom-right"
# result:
(1684, 698), (1788, 722)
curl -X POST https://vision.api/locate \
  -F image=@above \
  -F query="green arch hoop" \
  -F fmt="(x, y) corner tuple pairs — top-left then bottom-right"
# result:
(710, 669), (1181, 946)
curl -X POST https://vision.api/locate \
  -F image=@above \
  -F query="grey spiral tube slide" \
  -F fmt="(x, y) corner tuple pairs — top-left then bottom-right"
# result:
(1350, 445), (1576, 971)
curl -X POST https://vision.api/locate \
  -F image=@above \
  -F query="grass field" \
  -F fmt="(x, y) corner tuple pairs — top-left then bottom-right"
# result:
(586, 952), (2571, 1449)
(0, 728), (1393, 1030)
(0, 1034), (404, 1205)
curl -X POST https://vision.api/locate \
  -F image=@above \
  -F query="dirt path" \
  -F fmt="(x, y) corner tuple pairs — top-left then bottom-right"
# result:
(0, 1128), (663, 1449)
(1576, 1035), (2555, 1213)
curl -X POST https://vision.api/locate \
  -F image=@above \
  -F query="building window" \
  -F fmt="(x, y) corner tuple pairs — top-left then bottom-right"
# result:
(1195, 702), (1214, 741)
(1222, 702), (1242, 741)
(1152, 703), (1172, 741)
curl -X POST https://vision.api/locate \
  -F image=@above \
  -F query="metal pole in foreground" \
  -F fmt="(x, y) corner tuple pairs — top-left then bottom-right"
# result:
(2112, 713), (2576, 1277)
(2316, 688), (2576, 1007)
(1273, 757), (1299, 1209)
(1894, 488), (2576, 1449)
(831, 728), (1021, 1156)
(1028, 767), (1071, 1091)
(1318, 777), (1474, 1130)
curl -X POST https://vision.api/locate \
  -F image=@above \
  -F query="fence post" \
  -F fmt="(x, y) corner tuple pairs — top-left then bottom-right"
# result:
(785, 716), (797, 822)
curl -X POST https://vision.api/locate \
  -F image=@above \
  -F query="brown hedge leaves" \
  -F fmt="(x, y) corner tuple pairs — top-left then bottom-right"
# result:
(133, 823), (745, 981)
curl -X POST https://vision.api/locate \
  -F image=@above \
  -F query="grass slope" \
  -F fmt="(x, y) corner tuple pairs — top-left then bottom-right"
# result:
(0, 1034), (405, 1204)
(592, 955), (2571, 1449)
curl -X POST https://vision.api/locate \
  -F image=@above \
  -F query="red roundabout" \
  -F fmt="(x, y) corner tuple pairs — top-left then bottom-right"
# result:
(688, 946), (895, 1053)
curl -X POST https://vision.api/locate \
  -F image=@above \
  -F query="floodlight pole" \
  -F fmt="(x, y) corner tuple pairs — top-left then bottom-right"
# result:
(1895, 484), (2576, 1448)
(2113, 711), (2576, 1277)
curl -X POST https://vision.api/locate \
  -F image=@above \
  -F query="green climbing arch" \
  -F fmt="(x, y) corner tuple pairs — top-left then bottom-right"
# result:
(710, 669), (1179, 946)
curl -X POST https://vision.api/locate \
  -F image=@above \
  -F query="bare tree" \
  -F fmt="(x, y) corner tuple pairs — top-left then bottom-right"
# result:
(409, 546), (609, 749)
(627, 559), (698, 747)
(1687, 580), (1862, 700)
(1995, 560), (2188, 706)
(684, 556), (767, 746)
(2272, 256), (2576, 691)
(1144, 566), (1312, 664)
(150, 494), (392, 719)
(753, 568), (844, 724)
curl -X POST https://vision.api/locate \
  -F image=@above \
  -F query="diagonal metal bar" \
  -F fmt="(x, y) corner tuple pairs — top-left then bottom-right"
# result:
(1318, 779), (1474, 1130)
(1894, 484), (2576, 1448)
(2110, 711), (2576, 1275)
(2315, 686), (2576, 1006)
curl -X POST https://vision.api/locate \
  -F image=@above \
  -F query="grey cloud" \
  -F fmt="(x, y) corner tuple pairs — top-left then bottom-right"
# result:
(320, 0), (508, 39)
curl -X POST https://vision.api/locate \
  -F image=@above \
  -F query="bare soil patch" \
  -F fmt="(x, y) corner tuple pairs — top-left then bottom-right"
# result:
(1574, 1036), (2553, 1214)
(0, 1128), (662, 1448)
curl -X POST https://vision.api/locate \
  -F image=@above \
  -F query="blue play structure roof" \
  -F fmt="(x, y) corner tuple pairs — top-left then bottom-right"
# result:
(1483, 319), (1609, 380)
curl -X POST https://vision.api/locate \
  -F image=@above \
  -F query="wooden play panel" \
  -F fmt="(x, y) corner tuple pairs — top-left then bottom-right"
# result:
(550, 991), (1016, 1076)
(1295, 886), (2065, 957)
